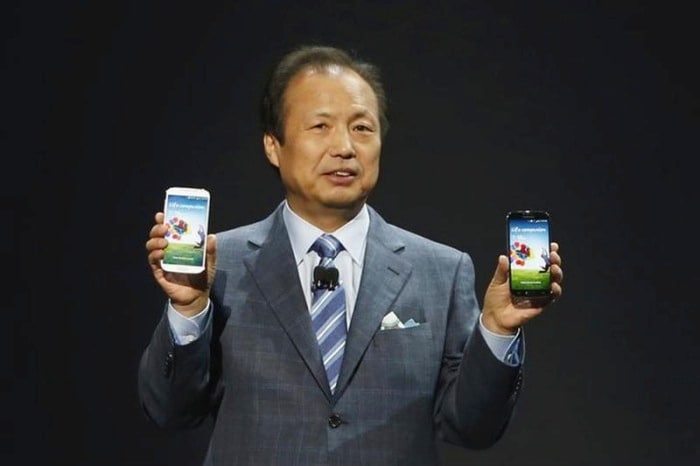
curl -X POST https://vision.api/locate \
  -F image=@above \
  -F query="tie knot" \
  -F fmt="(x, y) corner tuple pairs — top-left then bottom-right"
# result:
(309, 234), (344, 260)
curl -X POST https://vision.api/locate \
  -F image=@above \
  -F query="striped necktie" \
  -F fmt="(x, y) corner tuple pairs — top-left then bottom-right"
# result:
(309, 234), (347, 393)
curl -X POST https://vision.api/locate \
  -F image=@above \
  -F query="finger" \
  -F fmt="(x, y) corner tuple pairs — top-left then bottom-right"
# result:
(549, 250), (561, 267)
(550, 263), (563, 284)
(149, 222), (168, 239)
(147, 247), (165, 266)
(550, 241), (559, 253)
(155, 212), (164, 224)
(550, 282), (562, 299)
(490, 255), (510, 286)
(146, 236), (168, 254)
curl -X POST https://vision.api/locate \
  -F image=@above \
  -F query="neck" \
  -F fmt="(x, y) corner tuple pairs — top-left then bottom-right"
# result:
(286, 200), (364, 233)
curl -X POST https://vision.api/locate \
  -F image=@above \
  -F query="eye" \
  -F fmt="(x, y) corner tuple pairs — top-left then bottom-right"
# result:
(312, 123), (329, 130)
(353, 124), (374, 133)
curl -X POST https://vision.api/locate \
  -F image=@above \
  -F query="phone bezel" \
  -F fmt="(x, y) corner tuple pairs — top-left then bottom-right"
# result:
(161, 187), (210, 274)
(506, 210), (552, 304)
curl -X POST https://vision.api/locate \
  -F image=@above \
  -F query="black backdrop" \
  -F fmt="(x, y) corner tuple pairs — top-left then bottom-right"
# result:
(8, 1), (699, 465)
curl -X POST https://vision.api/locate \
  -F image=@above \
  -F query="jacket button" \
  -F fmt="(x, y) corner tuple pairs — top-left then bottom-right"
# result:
(163, 351), (174, 377)
(328, 414), (343, 428)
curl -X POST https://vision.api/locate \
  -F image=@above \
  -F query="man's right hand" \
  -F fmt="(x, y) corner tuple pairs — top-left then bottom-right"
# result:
(146, 212), (218, 317)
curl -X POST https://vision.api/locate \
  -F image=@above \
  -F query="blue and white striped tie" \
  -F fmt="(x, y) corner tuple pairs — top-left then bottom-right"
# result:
(309, 234), (347, 393)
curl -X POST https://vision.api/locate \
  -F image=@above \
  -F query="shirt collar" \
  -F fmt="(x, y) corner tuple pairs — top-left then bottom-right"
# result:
(282, 200), (369, 267)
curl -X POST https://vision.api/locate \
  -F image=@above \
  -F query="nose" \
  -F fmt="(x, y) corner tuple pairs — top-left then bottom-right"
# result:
(330, 127), (356, 159)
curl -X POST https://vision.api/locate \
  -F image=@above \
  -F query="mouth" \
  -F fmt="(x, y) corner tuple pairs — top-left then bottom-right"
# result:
(322, 168), (358, 186)
(324, 168), (357, 177)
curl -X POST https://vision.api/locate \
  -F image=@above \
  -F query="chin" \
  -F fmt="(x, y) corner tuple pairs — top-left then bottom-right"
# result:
(322, 195), (366, 211)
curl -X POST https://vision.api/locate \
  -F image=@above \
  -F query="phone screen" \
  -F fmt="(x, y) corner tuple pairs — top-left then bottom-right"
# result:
(162, 187), (210, 273)
(507, 210), (551, 300)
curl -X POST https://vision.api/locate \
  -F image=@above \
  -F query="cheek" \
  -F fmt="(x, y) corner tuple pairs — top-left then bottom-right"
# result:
(278, 151), (320, 189)
(364, 147), (381, 171)
(275, 157), (301, 189)
(362, 152), (381, 185)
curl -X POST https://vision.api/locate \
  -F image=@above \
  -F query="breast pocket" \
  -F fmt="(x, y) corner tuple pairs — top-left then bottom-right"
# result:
(362, 322), (437, 393)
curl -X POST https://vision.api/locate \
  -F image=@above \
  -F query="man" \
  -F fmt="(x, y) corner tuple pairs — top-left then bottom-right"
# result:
(139, 45), (563, 465)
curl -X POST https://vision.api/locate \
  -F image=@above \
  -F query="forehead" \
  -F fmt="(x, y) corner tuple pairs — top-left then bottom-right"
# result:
(283, 66), (379, 115)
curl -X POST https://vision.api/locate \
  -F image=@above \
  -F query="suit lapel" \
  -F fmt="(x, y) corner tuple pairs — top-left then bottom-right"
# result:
(335, 207), (412, 396)
(243, 206), (331, 398)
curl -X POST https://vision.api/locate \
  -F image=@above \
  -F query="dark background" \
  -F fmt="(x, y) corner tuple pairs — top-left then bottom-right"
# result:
(8, 1), (699, 465)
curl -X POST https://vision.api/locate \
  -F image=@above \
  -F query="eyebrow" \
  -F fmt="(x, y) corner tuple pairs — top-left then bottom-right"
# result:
(312, 110), (376, 120)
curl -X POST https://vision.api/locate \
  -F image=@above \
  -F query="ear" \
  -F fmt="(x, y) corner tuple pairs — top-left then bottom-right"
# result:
(263, 133), (281, 168)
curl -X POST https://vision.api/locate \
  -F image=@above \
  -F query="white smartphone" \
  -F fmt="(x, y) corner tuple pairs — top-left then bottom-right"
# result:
(161, 187), (211, 274)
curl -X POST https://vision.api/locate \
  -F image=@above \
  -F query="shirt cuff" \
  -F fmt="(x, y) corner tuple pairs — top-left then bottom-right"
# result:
(478, 313), (523, 366)
(167, 299), (212, 345)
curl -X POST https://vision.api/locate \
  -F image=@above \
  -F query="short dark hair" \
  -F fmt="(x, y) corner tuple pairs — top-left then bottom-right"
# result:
(260, 45), (389, 144)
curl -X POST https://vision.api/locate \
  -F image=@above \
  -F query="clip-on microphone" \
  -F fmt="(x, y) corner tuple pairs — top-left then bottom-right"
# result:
(312, 266), (339, 292)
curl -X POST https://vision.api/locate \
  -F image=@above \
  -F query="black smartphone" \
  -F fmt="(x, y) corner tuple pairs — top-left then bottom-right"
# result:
(506, 210), (552, 307)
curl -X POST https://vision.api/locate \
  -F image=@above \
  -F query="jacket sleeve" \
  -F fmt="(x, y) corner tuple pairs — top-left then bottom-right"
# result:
(137, 306), (219, 430)
(434, 252), (524, 449)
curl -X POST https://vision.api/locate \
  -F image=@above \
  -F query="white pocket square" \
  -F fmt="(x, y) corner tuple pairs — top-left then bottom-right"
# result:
(381, 311), (404, 330)
(381, 312), (421, 330)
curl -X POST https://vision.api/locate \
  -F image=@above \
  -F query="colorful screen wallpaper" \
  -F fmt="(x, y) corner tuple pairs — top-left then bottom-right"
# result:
(163, 193), (208, 266)
(508, 218), (551, 291)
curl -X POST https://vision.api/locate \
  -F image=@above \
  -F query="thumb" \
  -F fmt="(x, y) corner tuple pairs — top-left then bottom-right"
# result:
(206, 234), (217, 268)
(205, 234), (217, 288)
(490, 255), (510, 286)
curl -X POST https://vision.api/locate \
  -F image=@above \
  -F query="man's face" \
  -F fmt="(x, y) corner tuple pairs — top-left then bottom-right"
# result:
(264, 66), (381, 224)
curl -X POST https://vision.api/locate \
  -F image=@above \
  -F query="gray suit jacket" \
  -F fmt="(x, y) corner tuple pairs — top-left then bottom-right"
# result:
(138, 203), (523, 465)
